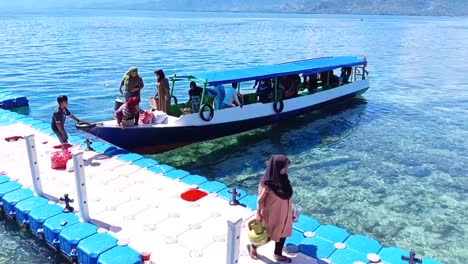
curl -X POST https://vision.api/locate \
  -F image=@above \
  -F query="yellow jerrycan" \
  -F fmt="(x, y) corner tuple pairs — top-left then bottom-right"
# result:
(247, 219), (270, 247)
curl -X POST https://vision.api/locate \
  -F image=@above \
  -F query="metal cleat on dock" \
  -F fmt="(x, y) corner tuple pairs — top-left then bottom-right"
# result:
(402, 250), (423, 264)
(84, 138), (94, 151)
(228, 187), (241, 206)
(60, 193), (74, 213)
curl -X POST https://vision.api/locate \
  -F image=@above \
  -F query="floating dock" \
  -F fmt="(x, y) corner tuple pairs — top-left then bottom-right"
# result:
(0, 89), (29, 109)
(0, 108), (442, 264)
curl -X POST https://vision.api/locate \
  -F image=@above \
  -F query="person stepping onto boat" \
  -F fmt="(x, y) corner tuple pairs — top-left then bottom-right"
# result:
(51, 95), (81, 149)
(221, 82), (242, 109)
(248, 154), (293, 263)
(114, 96), (140, 128)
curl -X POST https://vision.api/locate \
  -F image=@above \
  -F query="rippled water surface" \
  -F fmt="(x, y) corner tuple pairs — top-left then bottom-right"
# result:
(0, 9), (467, 263)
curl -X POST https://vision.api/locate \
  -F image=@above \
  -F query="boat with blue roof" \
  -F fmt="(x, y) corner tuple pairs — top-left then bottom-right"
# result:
(82, 56), (369, 153)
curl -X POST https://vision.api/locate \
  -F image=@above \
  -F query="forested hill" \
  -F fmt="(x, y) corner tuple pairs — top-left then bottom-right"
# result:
(2, 0), (467, 16)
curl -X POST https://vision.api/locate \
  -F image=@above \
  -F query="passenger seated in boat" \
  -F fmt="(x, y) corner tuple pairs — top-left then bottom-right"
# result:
(320, 70), (340, 89)
(319, 71), (329, 88)
(305, 73), (319, 94)
(277, 77), (288, 98)
(340, 67), (352, 84)
(222, 82), (242, 109)
(284, 74), (300, 98)
(114, 96), (140, 128)
(255, 79), (273, 103)
(187, 81), (204, 113)
(329, 70), (340, 88)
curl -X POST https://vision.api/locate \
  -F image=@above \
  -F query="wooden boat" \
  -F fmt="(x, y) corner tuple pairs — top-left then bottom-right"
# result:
(81, 56), (369, 153)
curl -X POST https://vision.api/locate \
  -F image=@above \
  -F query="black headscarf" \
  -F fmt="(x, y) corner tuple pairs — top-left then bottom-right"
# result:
(154, 69), (166, 82)
(261, 154), (293, 200)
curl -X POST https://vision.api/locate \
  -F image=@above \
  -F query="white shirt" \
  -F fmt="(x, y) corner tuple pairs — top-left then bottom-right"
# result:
(222, 88), (241, 106)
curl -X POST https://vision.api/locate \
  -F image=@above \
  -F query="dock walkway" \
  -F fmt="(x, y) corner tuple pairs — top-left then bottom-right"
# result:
(0, 108), (441, 264)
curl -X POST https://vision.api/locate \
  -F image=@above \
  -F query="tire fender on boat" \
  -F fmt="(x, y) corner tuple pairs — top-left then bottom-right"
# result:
(75, 121), (96, 130)
(199, 103), (214, 121)
(273, 100), (284, 113)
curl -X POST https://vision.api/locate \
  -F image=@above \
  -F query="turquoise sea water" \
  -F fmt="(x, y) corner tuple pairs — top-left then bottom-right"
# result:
(0, 9), (467, 263)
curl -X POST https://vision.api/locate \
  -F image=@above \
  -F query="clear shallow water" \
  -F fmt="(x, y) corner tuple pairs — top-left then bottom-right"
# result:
(0, 9), (467, 263)
(0, 215), (67, 263)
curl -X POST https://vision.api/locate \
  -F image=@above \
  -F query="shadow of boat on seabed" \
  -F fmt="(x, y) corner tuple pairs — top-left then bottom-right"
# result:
(269, 97), (368, 148)
(152, 97), (369, 168)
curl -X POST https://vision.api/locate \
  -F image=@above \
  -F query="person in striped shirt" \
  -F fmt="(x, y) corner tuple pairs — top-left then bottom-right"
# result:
(115, 96), (140, 127)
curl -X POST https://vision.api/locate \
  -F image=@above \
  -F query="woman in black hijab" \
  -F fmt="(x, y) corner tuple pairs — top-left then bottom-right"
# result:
(249, 154), (294, 263)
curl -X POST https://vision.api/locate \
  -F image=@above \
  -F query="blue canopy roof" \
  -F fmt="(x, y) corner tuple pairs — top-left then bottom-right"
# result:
(174, 56), (365, 86)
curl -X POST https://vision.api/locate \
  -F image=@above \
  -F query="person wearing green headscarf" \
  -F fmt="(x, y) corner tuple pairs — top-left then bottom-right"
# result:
(118, 66), (144, 102)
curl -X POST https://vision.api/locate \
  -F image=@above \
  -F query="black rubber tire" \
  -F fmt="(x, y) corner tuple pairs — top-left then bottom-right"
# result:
(273, 100), (284, 113)
(171, 95), (178, 105)
(199, 103), (214, 122)
(75, 121), (96, 130)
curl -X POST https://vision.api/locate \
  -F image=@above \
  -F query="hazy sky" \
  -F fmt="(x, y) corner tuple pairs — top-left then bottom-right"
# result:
(0, 0), (105, 9)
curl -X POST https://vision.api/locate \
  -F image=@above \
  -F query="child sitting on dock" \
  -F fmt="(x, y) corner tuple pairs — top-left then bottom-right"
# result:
(51, 95), (81, 149)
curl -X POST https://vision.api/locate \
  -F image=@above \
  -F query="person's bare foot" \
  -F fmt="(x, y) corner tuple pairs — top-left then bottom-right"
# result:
(273, 254), (292, 263)
(247, 245), (258, 259)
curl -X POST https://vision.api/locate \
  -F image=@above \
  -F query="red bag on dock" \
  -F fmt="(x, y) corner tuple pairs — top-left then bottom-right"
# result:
(51, 149), (72, 169)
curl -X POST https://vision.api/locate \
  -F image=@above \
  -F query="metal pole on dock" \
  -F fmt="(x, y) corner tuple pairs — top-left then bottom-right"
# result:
(25, 134), (44, 196)
(226, 218), (242, 264)
(73, 152), (90, 222)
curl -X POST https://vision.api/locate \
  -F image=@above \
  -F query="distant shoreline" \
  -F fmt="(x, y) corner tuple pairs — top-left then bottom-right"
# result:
(96, 8), (468, 17)
(1, 7), (467, 17)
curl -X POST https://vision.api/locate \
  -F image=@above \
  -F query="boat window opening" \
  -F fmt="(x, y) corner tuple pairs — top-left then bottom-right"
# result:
(348, 66), (355, 83)
(237, 82), (241, 106)
(274, 78), (278, 102)
(167, 77), (211, 118)
(237, 82), (245, 106)
(354, 67), (358, 82)
(170, 76), (176, 98)
(354, 66), (368, 81)
(242, 92), (257, 105)
(199, 81), (208, 113)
